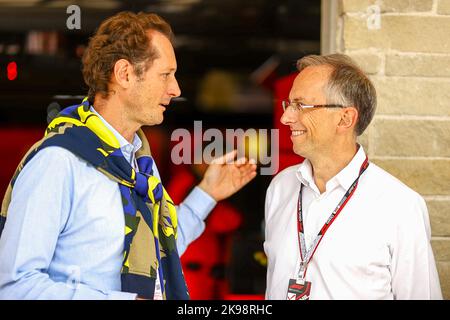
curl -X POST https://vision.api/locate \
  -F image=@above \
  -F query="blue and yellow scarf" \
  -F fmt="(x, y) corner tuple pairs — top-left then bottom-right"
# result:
(0, 98), (189, 299)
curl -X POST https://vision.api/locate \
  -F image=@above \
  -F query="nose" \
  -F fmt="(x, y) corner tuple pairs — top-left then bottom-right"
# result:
(168, 77), (181, 98)
(280, 107), (298, 126)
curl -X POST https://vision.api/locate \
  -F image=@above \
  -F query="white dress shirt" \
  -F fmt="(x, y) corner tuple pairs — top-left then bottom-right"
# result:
(264, 146), (442, 300)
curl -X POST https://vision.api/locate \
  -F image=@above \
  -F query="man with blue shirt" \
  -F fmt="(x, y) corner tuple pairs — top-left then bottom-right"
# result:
(0, 11), (256, 300)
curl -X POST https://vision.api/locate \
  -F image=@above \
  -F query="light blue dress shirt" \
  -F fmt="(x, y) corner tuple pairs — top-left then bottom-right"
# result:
(0, 108), (216, 300)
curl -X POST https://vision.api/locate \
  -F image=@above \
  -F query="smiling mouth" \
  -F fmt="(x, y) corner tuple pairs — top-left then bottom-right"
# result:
(291, 130), (306, 136)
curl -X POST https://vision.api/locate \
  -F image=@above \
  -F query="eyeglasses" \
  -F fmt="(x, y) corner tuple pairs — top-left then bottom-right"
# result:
(281, 99), (344, 112)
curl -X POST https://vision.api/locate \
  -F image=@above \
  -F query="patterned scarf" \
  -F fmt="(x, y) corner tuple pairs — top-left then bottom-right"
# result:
(0, 98), (189, 300)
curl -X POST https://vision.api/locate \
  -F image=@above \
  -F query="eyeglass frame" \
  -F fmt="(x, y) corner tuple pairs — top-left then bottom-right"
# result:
(281, 99), (345, 112)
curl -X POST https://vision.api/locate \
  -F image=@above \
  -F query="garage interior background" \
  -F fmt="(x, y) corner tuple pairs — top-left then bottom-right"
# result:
(0, 0), (448, 299)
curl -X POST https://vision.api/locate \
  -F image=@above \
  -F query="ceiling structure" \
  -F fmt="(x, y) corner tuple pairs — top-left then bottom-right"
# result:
(0, 0), (320, 47)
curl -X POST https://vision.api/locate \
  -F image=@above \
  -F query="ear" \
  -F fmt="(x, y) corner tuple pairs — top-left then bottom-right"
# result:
(337, 106), (358, 133)
(112, 59), (132, 89)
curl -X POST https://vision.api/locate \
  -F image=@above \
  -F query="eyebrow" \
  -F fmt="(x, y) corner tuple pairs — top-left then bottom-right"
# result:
(160, 67), (177, 73)
(290, 97), (309, 104)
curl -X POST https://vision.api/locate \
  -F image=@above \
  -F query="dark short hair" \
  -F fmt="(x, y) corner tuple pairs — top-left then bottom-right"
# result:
(82, 11), (174, 101)
(296, 54), (377, 136)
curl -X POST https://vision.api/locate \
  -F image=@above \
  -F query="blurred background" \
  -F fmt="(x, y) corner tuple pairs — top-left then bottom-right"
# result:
(2, 0), (448, 300)
(0, 0), (318, 299)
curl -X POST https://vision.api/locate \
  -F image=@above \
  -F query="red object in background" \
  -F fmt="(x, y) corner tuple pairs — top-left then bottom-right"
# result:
(273, 73), (304, 174)
(141, 127), (169, 177)
(166, 164), (243, 300)
(274, 73), (298, 152)
(7, 62), (18, 81)
(224, 294), (264, 300)
(0, 127), (45, 198)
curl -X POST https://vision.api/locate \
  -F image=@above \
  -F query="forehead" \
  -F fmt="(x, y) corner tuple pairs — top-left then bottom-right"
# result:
(289, 65), (333, 100)
(147, 30), (177, 67)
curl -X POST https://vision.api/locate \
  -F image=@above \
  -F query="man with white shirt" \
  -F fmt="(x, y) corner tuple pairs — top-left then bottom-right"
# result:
(264, 54), (442, 300)
(0, 11), (256, 300)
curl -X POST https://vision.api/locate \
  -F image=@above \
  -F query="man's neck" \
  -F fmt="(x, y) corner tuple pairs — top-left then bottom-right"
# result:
(93, 96), (139, 143)
(309, 141), (358, 194)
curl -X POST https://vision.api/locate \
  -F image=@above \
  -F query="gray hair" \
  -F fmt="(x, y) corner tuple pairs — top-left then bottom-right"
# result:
(296, 53), (377, 136)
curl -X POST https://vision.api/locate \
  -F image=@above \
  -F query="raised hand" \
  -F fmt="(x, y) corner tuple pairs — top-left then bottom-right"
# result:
(198, 150), (257, 202)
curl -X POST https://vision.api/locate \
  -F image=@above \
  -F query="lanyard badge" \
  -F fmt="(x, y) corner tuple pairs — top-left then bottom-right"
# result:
(287, 261), (311, 300)
(287, 278), (312, 300)
(286, 156), (369, 300)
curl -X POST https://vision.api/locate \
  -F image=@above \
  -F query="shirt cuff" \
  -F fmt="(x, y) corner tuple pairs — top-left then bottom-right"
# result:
(183, 186), (217, 220)
(107, 291), (138, 300)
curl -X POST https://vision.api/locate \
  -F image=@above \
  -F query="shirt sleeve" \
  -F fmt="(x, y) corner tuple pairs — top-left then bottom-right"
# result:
(0, 147), (136, 300)
(175, 186), (216, 255)
(150, 162), (216, 256)
(390, 193), (443, 300)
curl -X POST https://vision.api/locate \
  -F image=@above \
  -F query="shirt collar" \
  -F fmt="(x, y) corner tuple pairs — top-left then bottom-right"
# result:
(90, 106), (142, 162)
(296, 159), (316, 192)
(296, 145), (367, 193)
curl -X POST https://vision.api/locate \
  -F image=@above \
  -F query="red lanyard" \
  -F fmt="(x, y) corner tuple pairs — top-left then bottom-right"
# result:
(296, 156), (369, 280)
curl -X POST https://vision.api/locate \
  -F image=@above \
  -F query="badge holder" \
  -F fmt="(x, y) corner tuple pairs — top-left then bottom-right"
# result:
(286, 262), (311, 300)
